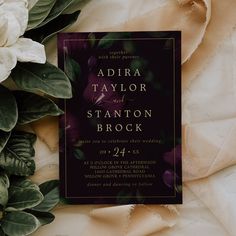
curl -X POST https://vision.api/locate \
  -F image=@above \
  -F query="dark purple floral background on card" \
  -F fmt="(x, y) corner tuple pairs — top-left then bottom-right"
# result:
(58, 32), (182, 204)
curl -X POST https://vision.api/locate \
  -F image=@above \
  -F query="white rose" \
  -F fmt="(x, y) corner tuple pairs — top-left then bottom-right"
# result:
(0, 0), (46, 83)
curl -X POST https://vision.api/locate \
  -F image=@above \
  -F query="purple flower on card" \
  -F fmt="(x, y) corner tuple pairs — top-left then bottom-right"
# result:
(88, 56), (97, 70)
(163, 144), (181, 166)
(163, 170), (175, 188)
(162, 170), (180, 189)
(162, 145), (181, 189)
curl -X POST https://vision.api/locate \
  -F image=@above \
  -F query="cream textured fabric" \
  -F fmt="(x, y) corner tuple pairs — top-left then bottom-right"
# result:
(32, 0), (236, 235)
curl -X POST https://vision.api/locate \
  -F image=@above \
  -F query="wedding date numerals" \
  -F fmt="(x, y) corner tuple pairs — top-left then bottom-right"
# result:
(113, 147), (126, 157)
(99, 147), (140, 157)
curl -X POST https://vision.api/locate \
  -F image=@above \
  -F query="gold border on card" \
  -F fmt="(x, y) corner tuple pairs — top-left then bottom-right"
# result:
(62, 35), (178, 199)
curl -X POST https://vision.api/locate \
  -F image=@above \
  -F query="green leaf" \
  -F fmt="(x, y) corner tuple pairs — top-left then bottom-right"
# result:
(175, 184), (182, 193)
(25, 11), (80, 43)
(136, 190), (145, 203)
(116, 190), (133, 205)
(65, 56), (81, 82)
(25, 209), (55, 226)
(98, 33), (125, 49)
(74, 148), (85, 160)
(63, 0), (88, 14)
(0, 228), (5, 236)
(6, 188), (43, 211)
(0, 173), (9, 207)
(1, 211), (40, 236)
(88, 33), (96, 48)
(11, 62), (72, 99)
(37, 0), (75, 28)
(27, 0), (57, 30)
(0, 132), (36, 176)
(14, 91), (63, 125)
(9, 178), (40, 197)
(0, 131), (11, 153)
(33, 180), (59, 212)
(0, 85), (18, 132)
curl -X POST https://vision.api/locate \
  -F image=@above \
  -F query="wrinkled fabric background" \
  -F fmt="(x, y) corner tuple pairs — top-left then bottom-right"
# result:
(30, 0), (236, 235)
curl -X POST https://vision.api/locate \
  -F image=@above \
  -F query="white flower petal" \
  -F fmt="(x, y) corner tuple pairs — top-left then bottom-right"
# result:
(9, 38), (46, 64)
(0, 15), (8, 46)
(3, 0), (28, 32)
(1, 0), (28, 45)
(0, 11), (22, 46)
(0, 48), (17, 83)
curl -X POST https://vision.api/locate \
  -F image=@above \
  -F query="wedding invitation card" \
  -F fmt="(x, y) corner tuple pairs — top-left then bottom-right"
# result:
(58, 32), (182, 204)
